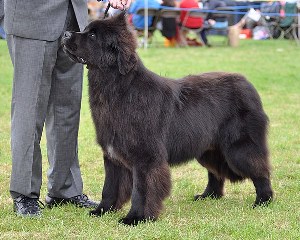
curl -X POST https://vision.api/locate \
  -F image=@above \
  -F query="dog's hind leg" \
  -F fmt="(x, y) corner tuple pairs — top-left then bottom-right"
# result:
(251, 177), (273, 207)
(119, 160), (171, 226)
(224, 137), (273, 207)
(194, 171), (225, 200)
(90, 155), (132, 217)
(195, 150), (225, 200)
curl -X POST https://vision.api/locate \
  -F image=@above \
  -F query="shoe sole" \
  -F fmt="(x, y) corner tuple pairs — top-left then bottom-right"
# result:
(46, 201), (98, 209)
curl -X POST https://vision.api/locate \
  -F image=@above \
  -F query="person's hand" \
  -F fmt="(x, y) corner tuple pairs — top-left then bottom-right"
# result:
(108, 0), (132, 10)
(208, 19), (216, 26)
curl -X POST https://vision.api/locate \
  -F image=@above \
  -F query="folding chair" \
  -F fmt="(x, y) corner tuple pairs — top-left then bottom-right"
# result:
(160, 9), (181, 19)
(205, 7), (235, 45)
(135, 8), (161, 46)
(272, 2), (297, 40)
(259, 2), (281, 39)
(292, 5), (300, 45)
(179, 10), (207, 46)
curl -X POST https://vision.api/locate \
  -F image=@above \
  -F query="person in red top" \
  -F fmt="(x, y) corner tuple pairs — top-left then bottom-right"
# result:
(178, 0), (204, 46)
(179, 0), (203, 28)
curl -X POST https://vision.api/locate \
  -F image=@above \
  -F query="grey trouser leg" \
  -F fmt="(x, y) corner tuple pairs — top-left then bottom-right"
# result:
(8, 3), (84, 199)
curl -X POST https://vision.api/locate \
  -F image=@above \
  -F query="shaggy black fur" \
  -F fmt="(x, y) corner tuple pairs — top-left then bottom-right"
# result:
(62, 12), (273, 225)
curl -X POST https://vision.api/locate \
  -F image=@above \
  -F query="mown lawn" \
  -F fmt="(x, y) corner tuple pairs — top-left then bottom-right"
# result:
(0, 38), (299, 239)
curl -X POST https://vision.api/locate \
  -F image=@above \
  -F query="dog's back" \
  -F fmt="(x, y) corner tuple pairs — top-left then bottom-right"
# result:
(165, 72), (268, 166)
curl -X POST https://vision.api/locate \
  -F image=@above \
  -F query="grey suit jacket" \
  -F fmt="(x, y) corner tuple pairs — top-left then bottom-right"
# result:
(4, 0), (88, 41)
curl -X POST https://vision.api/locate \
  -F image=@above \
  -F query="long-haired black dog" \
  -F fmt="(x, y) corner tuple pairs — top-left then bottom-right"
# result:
(62, 12), (273, 225)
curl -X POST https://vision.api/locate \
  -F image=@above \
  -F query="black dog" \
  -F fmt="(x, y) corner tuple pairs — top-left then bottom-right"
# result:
(62, 12), (273, 225)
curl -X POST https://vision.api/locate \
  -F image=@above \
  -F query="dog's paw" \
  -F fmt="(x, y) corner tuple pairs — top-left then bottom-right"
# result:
(252, 197), (273, 208)
(118, 216), (148, 226)
(89, 208), (109, 217)
(194, 192), (223, 201)
(89, 209), (102, 217)
(89, 205), (117, 217)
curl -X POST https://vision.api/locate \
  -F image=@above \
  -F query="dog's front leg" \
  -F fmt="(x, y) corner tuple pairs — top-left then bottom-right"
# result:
(118, 165), (146, 225)
(90, 155), (131, 216)
(119, 161), (171, 226)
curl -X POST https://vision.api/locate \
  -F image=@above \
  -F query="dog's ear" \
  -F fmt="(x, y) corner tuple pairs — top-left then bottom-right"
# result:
(117, 47), (137, 75)
(115, 12), (137, 75)
(112, 12), (138, 75)
(115, 11), (127, 26)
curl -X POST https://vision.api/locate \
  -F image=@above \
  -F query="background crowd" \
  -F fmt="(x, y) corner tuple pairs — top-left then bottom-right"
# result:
(84, 0), (300, 47)
(1, 0), (299, 47)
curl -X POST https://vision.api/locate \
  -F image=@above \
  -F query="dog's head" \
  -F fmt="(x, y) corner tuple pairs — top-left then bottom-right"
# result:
(62, 12), (138, 75)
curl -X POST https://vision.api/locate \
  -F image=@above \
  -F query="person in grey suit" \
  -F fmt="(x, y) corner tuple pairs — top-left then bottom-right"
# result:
(4, 0), (131, 217)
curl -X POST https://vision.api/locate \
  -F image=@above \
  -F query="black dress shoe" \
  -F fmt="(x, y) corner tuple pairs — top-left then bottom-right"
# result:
(13, 195), (43, 217)
(45, 194), (98, 208)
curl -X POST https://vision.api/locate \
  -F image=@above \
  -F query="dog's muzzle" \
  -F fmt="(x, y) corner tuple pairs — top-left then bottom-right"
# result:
(62, 31), (87, 64)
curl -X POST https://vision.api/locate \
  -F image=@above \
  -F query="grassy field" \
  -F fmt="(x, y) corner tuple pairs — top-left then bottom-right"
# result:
(0, 38), (299, 239)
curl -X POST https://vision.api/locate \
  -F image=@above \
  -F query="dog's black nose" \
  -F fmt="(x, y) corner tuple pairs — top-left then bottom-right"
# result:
(63, 31), (72, 39)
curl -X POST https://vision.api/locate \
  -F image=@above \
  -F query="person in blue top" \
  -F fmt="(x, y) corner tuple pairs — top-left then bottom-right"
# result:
(128, 0), (161, 29)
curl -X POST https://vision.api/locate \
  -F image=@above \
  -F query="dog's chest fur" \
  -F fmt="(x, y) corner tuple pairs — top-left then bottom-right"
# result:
(87, 70), (130, 165)
(87, 66), (173, 168)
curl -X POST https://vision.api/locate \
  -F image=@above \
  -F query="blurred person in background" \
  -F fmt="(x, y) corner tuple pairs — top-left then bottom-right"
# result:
(179, 0), (204, 46)
(161, 0), (178, 47)
(128, 0), (160, 29)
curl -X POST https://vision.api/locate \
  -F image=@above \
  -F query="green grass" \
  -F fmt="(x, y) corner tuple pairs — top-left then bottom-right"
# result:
(0, 37), (300, 239)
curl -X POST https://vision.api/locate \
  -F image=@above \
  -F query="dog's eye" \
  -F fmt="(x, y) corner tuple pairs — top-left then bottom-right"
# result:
(88, 32), (96, 39)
